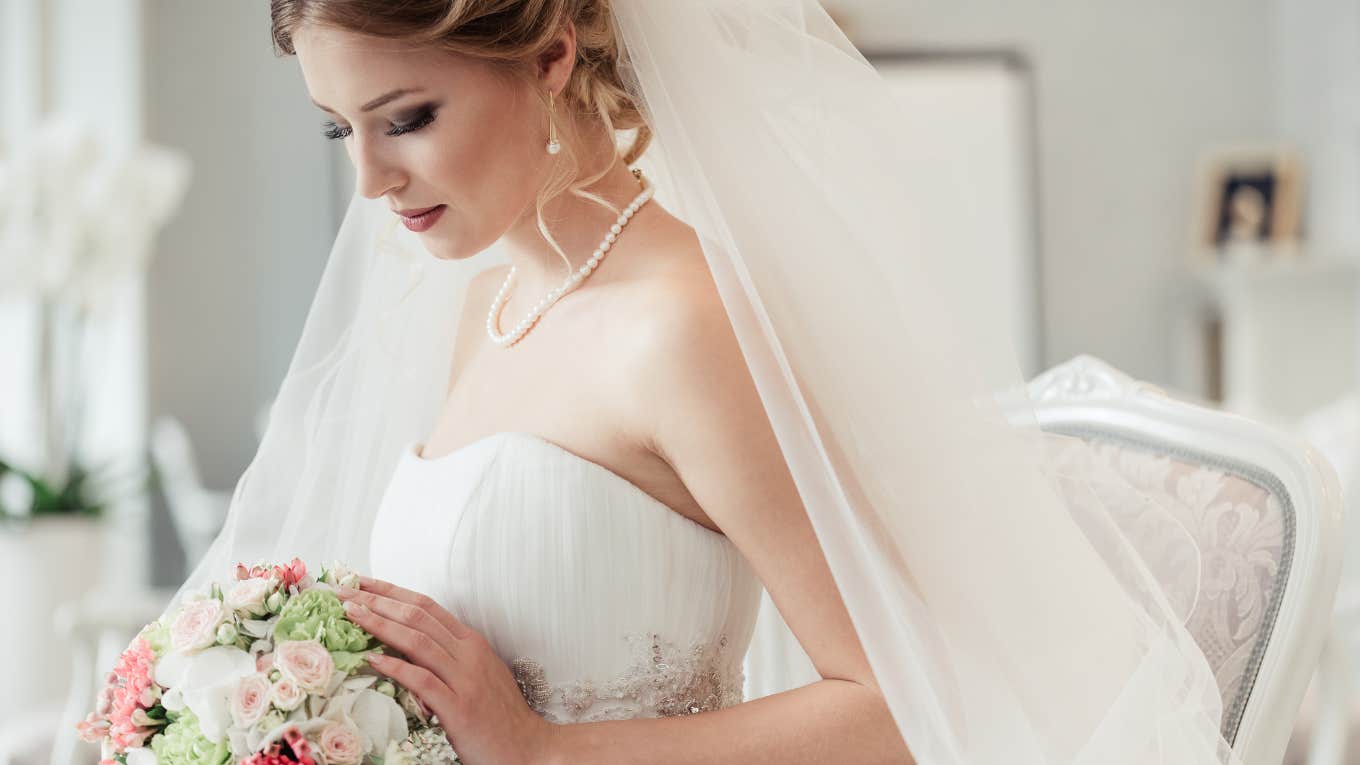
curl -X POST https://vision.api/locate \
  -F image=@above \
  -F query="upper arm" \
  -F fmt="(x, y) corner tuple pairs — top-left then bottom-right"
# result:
(636, 276), (876, 688)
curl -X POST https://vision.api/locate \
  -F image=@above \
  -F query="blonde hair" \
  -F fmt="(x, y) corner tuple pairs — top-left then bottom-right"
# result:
(270, 0), (653, 268)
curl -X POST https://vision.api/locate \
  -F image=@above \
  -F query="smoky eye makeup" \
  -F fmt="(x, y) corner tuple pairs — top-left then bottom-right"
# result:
(387, 104), (439, 135)
(320, 102), (441, 141)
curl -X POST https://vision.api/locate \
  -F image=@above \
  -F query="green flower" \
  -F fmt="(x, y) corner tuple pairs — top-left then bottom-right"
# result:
(273, 589), (372, 652)
(150, 710), (230, 765)
(139, 620), (172, 657)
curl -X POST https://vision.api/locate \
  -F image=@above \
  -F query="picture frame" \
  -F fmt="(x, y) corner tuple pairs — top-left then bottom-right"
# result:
(1193, 145), (1304, 264)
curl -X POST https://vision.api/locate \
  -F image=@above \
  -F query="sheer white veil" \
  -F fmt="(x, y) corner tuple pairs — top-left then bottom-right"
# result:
(174, 1), (1236, 761)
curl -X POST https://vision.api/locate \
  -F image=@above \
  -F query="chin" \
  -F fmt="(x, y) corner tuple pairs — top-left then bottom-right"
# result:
(418, 233), (486, 262)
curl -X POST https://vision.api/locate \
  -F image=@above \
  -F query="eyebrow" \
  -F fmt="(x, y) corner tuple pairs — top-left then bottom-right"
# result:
(311, 88), (423, 115)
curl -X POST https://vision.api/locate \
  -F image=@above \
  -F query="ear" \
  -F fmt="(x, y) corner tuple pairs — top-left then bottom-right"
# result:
(537, 22), (577, 94)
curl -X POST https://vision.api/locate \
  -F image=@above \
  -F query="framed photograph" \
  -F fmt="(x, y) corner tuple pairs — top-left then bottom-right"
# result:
(1194, 146), (1304, 263)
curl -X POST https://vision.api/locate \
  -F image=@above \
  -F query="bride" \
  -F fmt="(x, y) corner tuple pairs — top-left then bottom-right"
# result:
(279, 2), (901, 763)
(180, 0), (1237, 762)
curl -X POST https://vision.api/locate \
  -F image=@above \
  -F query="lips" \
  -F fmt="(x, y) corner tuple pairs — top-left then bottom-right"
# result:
(394, 204), (447, 233)
(394, 205), (441, 218)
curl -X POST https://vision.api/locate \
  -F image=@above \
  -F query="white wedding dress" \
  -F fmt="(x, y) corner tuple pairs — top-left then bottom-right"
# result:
(368, 431), (764, 724)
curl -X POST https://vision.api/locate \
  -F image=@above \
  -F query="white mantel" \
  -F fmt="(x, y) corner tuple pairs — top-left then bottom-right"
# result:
(1173, 253), (1360, 425)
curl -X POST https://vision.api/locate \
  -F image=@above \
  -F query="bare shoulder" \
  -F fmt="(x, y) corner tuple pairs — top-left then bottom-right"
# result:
(626, 223), (738, 370)
(618, 224), (757, 449)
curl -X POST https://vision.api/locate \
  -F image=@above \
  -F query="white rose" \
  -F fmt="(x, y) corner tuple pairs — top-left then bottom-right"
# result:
(215, 623), (238, 646)
(320, 722), (365, 765)
(170, 599), (226, 654)
(230, 674), (270, 728)
(225, 578), (274, 617)
(270, 676), (306, 712)
(274, 640), (334, 693)
(323, 562), (361, 590)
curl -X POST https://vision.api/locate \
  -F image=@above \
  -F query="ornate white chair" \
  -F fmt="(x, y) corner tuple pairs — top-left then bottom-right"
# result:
(1025, 355), (1343, 765)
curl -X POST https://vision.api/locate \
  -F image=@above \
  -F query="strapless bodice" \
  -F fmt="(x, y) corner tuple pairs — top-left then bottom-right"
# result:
(369, 432), (762, 723)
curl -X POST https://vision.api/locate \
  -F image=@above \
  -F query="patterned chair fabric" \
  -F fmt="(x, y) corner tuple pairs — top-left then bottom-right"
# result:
(1047, 427), (1293, 746)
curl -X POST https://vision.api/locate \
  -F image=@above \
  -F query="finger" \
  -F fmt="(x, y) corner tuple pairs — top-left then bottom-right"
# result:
(353, 577), (472, 639)
(367, 653), (459, 724)
(341, 589), (459, 656)
(344, 599), (461, 689)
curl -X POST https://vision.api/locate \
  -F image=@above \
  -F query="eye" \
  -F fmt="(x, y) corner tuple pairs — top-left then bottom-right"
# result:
(320, 108), (438, 141)
(322, 121), (352, 141)
(385, 107), (437, 136)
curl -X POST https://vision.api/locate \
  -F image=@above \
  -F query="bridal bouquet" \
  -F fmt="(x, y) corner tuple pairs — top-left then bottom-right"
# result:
(77, 560), (459, 765)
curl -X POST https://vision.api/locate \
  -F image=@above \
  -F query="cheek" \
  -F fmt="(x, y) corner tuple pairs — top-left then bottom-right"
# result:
(421, 104), (544, 250)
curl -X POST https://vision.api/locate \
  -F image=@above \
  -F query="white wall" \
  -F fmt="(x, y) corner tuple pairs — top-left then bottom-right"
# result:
(834, 0), (1276, 386)
(144, 1), (339, 507)
(1271, 0), (1360, 252)
(1, 0), (44, 136)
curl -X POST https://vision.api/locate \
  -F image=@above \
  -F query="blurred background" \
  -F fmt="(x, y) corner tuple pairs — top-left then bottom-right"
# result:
(1, 0), (1358, 763)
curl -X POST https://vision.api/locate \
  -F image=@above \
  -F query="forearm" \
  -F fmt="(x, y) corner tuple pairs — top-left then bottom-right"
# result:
(541, 678), (915, 765)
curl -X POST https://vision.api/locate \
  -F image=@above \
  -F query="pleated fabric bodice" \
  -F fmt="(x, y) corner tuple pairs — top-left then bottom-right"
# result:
(370, 431), (763, 723)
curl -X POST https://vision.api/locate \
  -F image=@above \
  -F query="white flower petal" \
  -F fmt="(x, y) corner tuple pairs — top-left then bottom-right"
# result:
(158, 646), (256, 743)
(124, 746), (158, 765)
(348, 689), (408, 754)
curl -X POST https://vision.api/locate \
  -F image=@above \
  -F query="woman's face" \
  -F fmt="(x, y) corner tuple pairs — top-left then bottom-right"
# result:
(294, 25), (548, 260)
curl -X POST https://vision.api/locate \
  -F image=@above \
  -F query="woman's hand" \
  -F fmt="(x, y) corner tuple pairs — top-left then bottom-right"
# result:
(336, 577), (558, 765)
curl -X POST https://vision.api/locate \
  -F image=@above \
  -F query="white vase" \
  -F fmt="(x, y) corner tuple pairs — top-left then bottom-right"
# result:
(0, 515), (105, 719)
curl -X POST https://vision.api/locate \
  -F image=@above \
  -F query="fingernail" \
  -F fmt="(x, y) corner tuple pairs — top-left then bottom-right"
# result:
(344, 600), (367, 616)
(336, 585), (358, 598)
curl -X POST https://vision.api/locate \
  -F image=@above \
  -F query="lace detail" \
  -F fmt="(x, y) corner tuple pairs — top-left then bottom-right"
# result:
(511, 632), (743, 724)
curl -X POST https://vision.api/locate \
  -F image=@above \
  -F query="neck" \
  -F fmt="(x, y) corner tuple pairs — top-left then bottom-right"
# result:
(499, 158), (646, 296)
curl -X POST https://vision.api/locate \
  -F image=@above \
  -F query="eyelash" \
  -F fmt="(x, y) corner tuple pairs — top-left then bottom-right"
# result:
(322, 108), (438, 141)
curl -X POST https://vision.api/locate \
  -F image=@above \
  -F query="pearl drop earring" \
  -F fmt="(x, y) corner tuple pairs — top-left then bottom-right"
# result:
(546, 90), (561, 155)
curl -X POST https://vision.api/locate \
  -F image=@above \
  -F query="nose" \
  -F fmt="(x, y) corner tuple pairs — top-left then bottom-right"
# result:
(349, 135), (405, 201)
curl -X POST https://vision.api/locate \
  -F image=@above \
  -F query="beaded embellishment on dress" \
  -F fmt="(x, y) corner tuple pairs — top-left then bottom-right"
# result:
(511, 632), (742, 724)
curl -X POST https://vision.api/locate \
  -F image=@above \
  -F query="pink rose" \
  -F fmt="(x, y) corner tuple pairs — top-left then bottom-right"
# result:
(226, 578), (274, 616)
(319, 722), (365, 765)
(170, 599), (226, 653)
(231, 674), (271, 728)
(270, 676), (306, 711)
(274, 640), (334, 693)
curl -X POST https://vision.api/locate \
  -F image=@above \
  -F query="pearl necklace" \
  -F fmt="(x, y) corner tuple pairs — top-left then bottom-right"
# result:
(486, 178), (654, 347)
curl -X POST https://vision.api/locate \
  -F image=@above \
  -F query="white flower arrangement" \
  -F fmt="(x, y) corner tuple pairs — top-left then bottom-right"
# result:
(78, 559), (461, 765)
(0, 117), (191, 502)
(0, 117), (191, 309)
